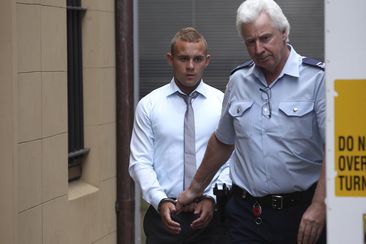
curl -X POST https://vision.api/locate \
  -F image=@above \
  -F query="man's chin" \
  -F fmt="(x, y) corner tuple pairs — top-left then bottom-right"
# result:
(256, 60), (274, 70)
(256, 57), (270, 65)
(185, 76), (197, 82)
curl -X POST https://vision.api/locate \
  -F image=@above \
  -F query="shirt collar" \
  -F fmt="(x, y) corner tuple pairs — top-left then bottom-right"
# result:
(167, 78), (208, 98)
(281, 45), (301, 78)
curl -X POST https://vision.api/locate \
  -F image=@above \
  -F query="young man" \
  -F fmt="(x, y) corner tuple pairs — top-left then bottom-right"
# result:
(177, 1), (326, 243)
(129, 27), (230, 244)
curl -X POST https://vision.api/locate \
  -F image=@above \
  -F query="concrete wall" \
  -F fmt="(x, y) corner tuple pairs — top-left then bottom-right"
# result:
(0, 0), (17, 243)
(1, 0), (117, 243)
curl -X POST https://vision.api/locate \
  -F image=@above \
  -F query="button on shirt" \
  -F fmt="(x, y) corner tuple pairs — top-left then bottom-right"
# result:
(129, 79), (231, 210)
(216, 46), (325, 197)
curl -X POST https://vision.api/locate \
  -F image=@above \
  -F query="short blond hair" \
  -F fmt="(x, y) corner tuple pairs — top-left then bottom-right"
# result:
(170, 27), (208, 55)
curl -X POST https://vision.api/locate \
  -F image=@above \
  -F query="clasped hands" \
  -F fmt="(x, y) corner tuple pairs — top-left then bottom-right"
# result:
(159, 191), (213, 234)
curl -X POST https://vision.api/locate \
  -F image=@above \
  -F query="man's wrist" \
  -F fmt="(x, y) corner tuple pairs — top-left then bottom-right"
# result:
(157, 198), (176, 213)
(194, 195), (215, 205)
(189, 178), (206, 196)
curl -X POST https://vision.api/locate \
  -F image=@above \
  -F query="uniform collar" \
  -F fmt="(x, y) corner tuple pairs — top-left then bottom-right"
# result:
(281, 45), (301, 78)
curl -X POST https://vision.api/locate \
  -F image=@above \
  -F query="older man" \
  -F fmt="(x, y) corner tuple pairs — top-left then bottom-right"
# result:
(177, 1), (326, 243)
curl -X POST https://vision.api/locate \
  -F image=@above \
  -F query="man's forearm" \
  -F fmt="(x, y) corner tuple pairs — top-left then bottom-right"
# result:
(190, 133), (234, 196)
(312, 156), (326, 206)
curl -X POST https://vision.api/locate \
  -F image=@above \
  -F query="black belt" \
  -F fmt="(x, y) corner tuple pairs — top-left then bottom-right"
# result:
(231, 184), (316, 210)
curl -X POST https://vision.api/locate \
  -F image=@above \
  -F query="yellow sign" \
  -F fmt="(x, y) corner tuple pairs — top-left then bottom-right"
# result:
(335, 80), (366, 196)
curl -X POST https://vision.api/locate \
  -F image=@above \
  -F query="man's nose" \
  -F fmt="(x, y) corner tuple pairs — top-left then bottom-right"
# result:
(255, 40), (265, 54)
(186, 59), (194, 69)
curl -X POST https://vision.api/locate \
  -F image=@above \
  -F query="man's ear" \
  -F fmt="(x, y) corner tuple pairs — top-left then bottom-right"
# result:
(166, 52), (173, 65)
(205, 54), (211, 67)
(282, 30), (287, 42)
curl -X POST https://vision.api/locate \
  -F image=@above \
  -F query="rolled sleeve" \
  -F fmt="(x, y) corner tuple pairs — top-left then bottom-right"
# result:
(314, 72), (326, 144)
(215, 84), (236, 145)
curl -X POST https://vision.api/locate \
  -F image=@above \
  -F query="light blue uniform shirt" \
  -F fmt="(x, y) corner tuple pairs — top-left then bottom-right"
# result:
(129, 79), (231, 210)
(216, 46), (325, 197)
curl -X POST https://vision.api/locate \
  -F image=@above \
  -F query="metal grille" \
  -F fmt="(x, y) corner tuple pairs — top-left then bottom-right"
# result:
(66, 0), (89, 181)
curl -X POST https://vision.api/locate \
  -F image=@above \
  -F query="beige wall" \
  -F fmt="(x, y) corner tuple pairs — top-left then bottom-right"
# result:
(0, 0), (17, 243)
(1, 0), (117, 243)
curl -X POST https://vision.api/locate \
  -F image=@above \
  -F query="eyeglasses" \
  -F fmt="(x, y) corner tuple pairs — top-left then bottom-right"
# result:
(259, 87), (272, 118)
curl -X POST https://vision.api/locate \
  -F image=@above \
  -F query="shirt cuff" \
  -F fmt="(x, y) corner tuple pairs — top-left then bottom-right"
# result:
(151, 192), (168, 211)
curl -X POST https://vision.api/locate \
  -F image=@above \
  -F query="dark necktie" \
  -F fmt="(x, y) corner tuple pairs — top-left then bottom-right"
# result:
(178, 92), (198, 190)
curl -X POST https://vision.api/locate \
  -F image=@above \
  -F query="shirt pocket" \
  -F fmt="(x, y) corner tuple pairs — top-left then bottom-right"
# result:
(228, 101), (254, 138)
(278, 101), (315, 139)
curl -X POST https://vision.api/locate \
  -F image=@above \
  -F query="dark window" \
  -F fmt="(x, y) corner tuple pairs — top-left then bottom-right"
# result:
(138, 0), (324, 98)
(66, 0), (89, 181)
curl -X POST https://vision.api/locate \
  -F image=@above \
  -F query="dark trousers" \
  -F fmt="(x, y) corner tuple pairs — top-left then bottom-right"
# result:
(143, 205), (229, 244)
(225, 194), (326, 244)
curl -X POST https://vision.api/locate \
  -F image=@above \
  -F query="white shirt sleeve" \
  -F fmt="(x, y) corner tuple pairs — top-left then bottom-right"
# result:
(128, 100), (167, 210)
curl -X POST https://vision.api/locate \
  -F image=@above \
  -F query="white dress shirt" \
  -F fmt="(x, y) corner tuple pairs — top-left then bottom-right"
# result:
(129, 79), (231, 210)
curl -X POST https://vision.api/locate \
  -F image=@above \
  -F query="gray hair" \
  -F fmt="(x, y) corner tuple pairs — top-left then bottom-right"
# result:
(236, 0), (290, 42)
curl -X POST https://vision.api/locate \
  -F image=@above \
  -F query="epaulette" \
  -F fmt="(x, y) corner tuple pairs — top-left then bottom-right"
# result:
(230, 60), (254, 75)
(302, 57), (325, 70)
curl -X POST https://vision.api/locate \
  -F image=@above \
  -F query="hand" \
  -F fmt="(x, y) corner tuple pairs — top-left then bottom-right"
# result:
(297, 201), (325, 244)
(180, 202), (197, 213)
(191, 198), (215, 230)
(176, 188), (200, 212)
(159, 201), (181, 234)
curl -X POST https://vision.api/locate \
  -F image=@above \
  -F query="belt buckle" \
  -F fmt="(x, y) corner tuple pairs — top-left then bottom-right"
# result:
(271, 195), (284, 209)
